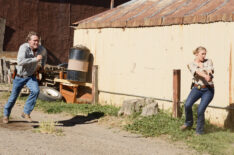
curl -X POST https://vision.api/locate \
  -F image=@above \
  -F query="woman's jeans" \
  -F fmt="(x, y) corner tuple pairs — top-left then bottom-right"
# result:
(4, 76), (39, 117)
(184, 86), (214, 134)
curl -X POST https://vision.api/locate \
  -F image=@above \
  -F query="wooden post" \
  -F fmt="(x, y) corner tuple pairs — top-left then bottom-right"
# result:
(6, 61), (11, 84)
(110, 0), (114, 9)
(92, 65), (98, 104)
(59, 71), (64, 92)
(2, 57), (7, 83)
(0, 58), (3, 83)
(173, 69), (181, 118)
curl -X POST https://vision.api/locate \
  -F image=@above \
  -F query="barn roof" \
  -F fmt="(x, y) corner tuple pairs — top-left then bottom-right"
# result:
(73, 0), (234, 29)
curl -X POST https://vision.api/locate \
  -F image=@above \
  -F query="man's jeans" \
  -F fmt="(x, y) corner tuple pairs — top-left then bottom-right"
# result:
(4, 76), (39, 117)
(184, 87), (214, 134)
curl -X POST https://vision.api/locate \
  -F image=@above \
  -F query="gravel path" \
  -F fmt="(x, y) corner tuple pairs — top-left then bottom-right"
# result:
(0, 99), (196, 155)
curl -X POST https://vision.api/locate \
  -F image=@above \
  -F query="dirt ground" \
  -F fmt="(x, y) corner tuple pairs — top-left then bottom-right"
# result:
(0, 93), (197, 155)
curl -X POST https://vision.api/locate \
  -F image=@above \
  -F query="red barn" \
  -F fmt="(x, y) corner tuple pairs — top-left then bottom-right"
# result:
(0, 0), (129, 64)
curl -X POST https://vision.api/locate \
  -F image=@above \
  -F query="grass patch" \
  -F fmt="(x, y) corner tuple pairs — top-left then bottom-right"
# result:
(0, 91), (10, 100)
(34, 120), (64, 136)
(34, 99), (119, 116)
(0, 105), (3, 118)
(0, 91), (10, 118)
(125, 112), (189, 138)
(124, 111), (234, 155)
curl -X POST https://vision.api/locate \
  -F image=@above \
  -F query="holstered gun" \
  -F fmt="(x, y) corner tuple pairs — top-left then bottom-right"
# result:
(12, 67), (17, 79)
(35, 64), (45, 82)
(190, 78), (195, 89)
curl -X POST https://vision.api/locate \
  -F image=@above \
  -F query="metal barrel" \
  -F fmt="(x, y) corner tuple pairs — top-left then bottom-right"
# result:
(67, 46), (90, 82)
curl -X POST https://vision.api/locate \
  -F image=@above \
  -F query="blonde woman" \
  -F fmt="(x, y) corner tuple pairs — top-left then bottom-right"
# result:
(181, 46), (214, 135)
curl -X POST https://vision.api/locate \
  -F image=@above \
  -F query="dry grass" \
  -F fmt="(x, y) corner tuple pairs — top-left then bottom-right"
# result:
(0, 91), (10, 100)
(34, 120), (64, 136)
(0, 91), (7, 118)
(0, 105), (3, 118)
(98, 115), (132, 128)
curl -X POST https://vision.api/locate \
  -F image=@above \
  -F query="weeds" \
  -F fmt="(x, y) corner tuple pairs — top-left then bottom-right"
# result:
(34, 120), (64, 136)
(124, 111), (234, 155)
(34, 99), (119, 116)
(0, 91), (10, 100)
(0, 105), (3, 118)
(0, 91), (9, 118)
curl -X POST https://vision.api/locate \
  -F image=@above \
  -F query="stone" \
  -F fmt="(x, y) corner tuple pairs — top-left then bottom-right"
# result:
(141, 102), (159, 117)
(118, 98), (160, 116)
(145, 97), (155, 104)
(118, 98), (146, 116)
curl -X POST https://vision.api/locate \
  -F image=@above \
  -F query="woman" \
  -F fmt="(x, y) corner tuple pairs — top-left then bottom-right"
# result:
(181, 46), (214, 135)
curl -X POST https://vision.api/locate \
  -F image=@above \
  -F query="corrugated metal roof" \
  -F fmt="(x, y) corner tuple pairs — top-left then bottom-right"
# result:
(73, 0), (234, 29)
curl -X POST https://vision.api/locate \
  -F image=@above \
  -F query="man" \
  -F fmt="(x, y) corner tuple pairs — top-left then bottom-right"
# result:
(3, 31), (47, 123)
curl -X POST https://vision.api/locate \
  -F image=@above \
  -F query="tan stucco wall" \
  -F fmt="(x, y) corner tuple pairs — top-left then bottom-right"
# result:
(74, 22), (234, 126)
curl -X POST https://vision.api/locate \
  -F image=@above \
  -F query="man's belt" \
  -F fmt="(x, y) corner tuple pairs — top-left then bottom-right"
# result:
(16, 74), (36, 78)
(16, 74), (26, 78)
(194, 84), (214, 89)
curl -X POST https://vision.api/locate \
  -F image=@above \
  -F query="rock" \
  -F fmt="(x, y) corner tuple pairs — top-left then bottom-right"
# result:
(118, 98), (146, 116)
(145, 98), (155, 104)
(141, 102), (159, 116)
(118, 98), (160, 116)
(134, 99), (147, 112)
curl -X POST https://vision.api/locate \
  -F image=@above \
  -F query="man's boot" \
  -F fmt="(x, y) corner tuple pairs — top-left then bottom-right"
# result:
(21, 113), (32, 123)
(2, 116), (9, 124)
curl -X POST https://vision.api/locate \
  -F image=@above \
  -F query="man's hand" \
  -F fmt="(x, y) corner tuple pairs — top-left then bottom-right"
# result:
(36, 55), (42, 61)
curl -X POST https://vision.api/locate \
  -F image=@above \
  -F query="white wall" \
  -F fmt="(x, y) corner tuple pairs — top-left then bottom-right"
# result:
(74, 22), (234, 126)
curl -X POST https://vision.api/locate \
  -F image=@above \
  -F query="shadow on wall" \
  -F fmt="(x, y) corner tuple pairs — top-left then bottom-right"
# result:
(3, 26), (15, 51)
(86, 53), (94, 83)
(46, 49), (62, 65)
(224, 104), (234, 131)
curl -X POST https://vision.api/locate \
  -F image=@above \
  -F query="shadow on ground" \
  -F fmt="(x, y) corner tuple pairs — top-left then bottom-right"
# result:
(0, 118), (38, 131)
(204, 122), (227, 134)
(57, 112), (104, 127)
(224, 104), (234, 132)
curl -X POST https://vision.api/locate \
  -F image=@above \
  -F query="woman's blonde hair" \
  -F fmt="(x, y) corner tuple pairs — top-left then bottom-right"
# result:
(26, 31), (39, 42)
(193, 46), (207, 55)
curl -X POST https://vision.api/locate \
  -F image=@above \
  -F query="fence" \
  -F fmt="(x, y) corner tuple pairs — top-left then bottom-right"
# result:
(0, 57), (16, 84)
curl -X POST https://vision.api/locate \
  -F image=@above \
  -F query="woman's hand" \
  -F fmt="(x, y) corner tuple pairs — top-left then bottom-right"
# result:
(205, 74), (212, 82)
(195, 71), (212, 82)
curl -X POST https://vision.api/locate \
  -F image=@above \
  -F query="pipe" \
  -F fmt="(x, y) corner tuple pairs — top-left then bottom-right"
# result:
(110, 0), (114, 9)
(98, 90), (234, 110)
(99, 90), (173, 102)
